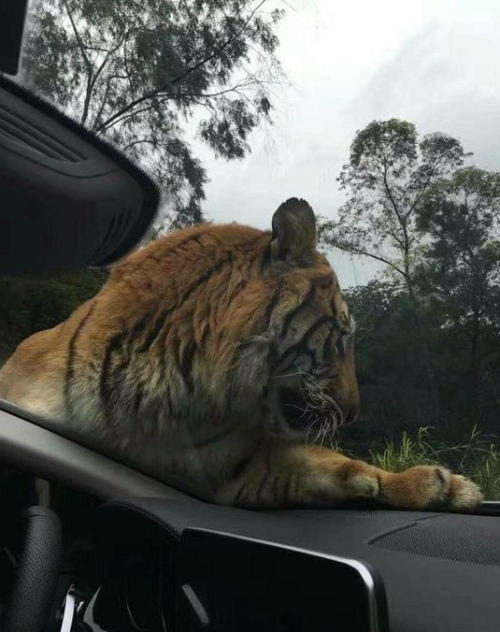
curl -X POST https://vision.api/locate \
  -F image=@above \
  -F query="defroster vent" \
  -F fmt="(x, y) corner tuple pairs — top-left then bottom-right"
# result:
(0, 102), (85, 162)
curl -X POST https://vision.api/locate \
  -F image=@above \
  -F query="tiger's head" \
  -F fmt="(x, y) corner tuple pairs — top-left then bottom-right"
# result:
(260, 198), (359, 440)
(200, 197), (360, 443)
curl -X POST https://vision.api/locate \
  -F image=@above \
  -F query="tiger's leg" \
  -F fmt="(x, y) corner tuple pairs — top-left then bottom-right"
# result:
(215, 441), (483, 511)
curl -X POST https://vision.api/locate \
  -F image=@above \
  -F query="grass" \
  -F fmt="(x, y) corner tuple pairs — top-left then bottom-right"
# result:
(368, 426), (500, 500)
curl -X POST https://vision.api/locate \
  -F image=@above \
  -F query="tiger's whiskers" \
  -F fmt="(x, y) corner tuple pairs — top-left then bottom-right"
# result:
(300, 371), (345, 444)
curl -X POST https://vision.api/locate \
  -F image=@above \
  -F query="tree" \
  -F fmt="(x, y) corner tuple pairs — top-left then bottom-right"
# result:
(319, 119), (482, 422)
(23, 0), (285, 228)
(343, 280), (439, 441)
(320, 119), (469, 298)
(416, 167), (500, 418)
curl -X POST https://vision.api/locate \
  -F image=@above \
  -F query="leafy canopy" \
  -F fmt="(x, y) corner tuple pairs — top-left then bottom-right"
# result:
(416, 166), (500, 330)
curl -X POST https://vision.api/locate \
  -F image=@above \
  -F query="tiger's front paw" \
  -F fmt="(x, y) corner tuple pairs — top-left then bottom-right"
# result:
(383, 466), (483, 511)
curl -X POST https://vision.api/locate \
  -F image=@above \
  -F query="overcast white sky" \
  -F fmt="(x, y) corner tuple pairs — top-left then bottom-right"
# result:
(194, 0), (500, 287)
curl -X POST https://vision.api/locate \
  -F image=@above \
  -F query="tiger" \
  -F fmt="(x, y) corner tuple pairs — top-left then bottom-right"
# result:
(0, 198), (482, 510)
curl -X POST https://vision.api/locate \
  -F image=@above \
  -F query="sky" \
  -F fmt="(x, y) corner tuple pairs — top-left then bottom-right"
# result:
(194, 0), (500, 287)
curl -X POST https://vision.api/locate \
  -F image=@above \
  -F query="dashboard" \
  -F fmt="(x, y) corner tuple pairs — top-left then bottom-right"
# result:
(1, 468), (500, 631)
(84, 502), (388, 632)
(75, 497), (500, 632)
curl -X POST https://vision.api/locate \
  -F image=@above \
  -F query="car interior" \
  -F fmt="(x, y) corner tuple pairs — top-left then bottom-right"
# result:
(0, 2), (499, 632)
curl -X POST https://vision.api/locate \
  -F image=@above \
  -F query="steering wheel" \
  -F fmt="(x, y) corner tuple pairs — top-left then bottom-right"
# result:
(2, 506), (61, 632)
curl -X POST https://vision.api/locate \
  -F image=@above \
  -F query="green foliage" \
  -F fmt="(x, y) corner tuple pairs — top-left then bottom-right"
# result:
(23, 0), (285, 228)
(344, 281), (440, 434)
(344, 274), (500, 438)
(417, 167), (500, 327)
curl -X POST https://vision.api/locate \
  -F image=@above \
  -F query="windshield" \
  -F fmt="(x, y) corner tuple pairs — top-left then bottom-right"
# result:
(0, 0), (499, 506)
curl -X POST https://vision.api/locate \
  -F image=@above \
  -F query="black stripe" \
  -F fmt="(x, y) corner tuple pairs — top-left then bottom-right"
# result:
(166, 387), (174, 415)
(273, 475), (281, 504)
(157, 323), (172, 372)
(266, 342), (279, 369)
(280, 274), (335, 339)
(256, 474), (269, 500)
(179, 253), (232, 307)
(280, 281), (317, 339)
(261, 240), (272, 270)
(64, 302), (96, 417)
(102, 317), (149, 414)
(172, 231), (206, 251)
(263, 284), (281, 329)
(179, 341), (196, 391)
(139, 307), (172, 353)
(229, 445), (260, 480)
(132, 382), (143, 415)
(194, 426), (234, 448)
(99, 329), (128, 424)
(376, 473), (386, 500)
(234, 484), (248, 503)
(128, 314), (149, 346)
(323, 329), (335, 362)
(182, 234), (203, 248)
(144, 232), (206, 265)
(230, 278), (248, 302)
(283, 473), (294, 502)
(240, 234), (268, 252)
(294, 474), (302, 497)
(317, 274), (335, 289)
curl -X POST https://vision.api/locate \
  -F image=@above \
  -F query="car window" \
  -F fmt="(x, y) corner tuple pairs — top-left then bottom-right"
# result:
(0, 0), (499, 503)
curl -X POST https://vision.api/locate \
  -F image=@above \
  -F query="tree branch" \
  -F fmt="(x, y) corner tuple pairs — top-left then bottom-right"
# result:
(122, 138), (156, 151)
(323, 237), (406, 278)
(161, 0), (269, 89)
(91, 72), (127, 131)
(95, 0), (270, 133)
(406, 170), (434, 218)
(381, 157), (413, 279)
(98, 81), (258, 131)
(63, 0), (94, 124)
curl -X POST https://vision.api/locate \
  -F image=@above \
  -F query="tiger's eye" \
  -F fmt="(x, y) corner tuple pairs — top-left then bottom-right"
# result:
(335, 337), (346, 357)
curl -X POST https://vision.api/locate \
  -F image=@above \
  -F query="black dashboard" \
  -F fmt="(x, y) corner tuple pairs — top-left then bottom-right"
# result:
(0, 471), (499, 631)
(81, 496), (500, 632)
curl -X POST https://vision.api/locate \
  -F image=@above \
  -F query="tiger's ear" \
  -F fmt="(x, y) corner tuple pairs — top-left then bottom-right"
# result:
(270, 198), (317, 264)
